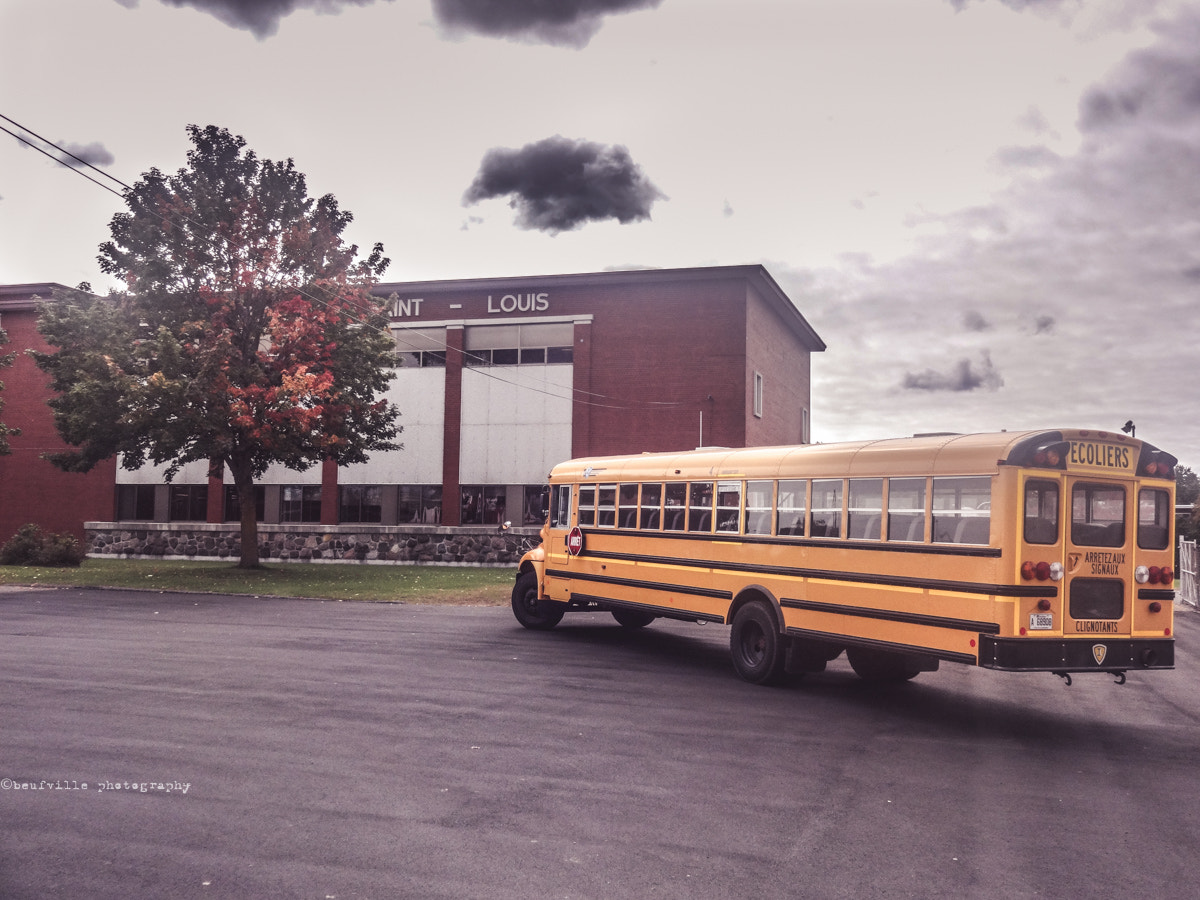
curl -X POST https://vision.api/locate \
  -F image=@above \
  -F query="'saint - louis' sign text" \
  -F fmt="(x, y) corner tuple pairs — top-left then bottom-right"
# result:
(392, 293), (550, 317)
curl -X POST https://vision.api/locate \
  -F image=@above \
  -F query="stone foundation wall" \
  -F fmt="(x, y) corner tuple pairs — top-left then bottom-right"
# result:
(83, 522), (542, 567)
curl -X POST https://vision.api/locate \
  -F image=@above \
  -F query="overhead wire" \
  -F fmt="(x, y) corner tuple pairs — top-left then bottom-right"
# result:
(1, 112), (696, 412)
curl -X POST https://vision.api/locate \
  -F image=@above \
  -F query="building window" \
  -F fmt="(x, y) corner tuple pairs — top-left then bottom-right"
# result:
(802, 407), (810, 444)
(116, 485), (156, 521)
(224, 485), (265, 523)
(753, 372), (764, 418)
(461, 485), (507, 525)
(281, 486), (322, 523)
(169, 485), (208, 522)
(393, 327), (447, 368)
(399, 485), (442, 524)
(464, 323), (574, 367)
(523, 485), (550, 525)
(339, 486), (382, 523)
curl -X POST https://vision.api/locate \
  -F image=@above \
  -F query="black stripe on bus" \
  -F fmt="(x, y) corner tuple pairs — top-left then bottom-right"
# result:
(545, 568), (734, 601)
(577, 549), (1058, 598)
(785, 626), (979, 666)
(581, 528), (1002, 558)
(780, 597), (1001, 635)
(569, 593), (726, 624)
(1138, 589), (1175, 601)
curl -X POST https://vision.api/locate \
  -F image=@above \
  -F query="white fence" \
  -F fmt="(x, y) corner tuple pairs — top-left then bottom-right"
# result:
(1181, 538), (1198, 609)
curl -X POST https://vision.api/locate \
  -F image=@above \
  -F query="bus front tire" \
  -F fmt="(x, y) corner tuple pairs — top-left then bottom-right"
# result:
(730, 602), (788, 685)
(612, 608), (656, 628)
(511, 571), (564, 630)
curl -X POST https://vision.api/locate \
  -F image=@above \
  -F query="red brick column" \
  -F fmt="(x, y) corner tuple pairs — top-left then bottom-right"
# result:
(441, 325), (464, 526)
(320, 457), (339, 526)
(572, 320), (592, 458)
(206, 458), (224, 523)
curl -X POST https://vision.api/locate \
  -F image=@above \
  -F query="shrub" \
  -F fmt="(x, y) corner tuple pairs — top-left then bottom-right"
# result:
(0, 524), (86, 567)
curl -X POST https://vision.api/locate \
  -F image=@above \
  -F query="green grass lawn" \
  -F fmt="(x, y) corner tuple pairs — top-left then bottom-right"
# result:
(0, 558), (515, 605)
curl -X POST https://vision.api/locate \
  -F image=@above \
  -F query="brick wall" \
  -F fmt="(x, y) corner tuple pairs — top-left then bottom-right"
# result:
(0, 289), (116, 544)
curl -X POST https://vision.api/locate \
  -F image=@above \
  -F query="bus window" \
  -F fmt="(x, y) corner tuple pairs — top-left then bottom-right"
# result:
(1024, 480), (1059, 545)
(688, 482), (714, 532)
(1072, 484), (1125, 547)
(597, 484), (617, 527)
(639, 483), (662, 530)
(888, 477), (925, 542)
(932, 477), (991, 544)
(578, 485), (596, 526)
(810, 480), (842, 538)
(848, 478), (883, 540)
(1138, 488), (1170, 550)
(776, 480), (806, 536)
(716, 482), (741, 533)
(550, 484), (571, 528)
(664, 483), (687, 531)
(746, 481), (774, 535)
(618, 484), (639, 529)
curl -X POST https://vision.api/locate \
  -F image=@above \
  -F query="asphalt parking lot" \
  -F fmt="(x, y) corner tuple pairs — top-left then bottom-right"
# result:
(3, 587), (1199, 899)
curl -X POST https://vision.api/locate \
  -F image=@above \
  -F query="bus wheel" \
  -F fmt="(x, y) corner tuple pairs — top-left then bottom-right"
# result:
(511, 571), (564, 630)
(730, 602), (788, 685)
(846, 647), (922, 682)
(612, 608), (656, 628)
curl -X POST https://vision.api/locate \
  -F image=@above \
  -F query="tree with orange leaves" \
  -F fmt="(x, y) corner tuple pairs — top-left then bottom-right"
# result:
(35, 125), (400, 567)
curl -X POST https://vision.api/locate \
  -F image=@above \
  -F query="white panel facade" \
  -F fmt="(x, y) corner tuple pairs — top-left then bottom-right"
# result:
(115, 456), (212, 484)
(336, 367), (445, 485)
(459, 365), (573, 484)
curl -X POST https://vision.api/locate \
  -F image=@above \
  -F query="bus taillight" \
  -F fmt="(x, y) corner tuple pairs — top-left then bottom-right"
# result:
(1135, 565), (1174, 585)
(1031, 441), (1070, 469)
(1021, 560), (1064, 581)
(1137, 447), (1178, 479)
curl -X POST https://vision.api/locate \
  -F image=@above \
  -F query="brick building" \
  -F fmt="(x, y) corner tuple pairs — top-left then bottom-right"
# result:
(0, 283), (116, 542)
(1, 266), (824, 553)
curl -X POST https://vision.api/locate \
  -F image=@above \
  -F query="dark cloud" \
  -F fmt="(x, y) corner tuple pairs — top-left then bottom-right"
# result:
(963, 310), (990, 332)
(57, 141), (116, 169)
(1079, 16), (1200, 132)
(132, 0), (394, 40)
(463, 136), (666, 233)
(993, 145), (1061, 170)
(1183, 266), (1200, 282)
(902, 353), (1004, 392)
(1034, 315), (1055, 334)
(432, 0), (663, 48)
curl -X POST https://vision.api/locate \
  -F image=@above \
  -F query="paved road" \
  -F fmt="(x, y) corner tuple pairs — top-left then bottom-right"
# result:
(2, 587), (1199, 899)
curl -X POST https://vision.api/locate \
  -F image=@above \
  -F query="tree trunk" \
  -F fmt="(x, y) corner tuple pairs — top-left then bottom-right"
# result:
(231, 462), (260, 569)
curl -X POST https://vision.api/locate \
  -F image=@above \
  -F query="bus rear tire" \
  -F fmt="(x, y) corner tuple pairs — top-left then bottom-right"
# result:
(511, 571), (564, 631)
(846, 647), (922, 682)
(730, 602), (788, 685)
(612, 608), (656, 628)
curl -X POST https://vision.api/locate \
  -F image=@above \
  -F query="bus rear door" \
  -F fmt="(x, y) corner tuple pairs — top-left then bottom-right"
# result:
(1063, 476), (1132, 658)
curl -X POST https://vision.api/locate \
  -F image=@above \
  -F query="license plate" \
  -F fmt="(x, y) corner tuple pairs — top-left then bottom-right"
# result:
(1029, 613), (1054, 631)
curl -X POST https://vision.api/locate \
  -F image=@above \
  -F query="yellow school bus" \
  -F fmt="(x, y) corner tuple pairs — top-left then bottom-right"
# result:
(511, 429), (1177, 685)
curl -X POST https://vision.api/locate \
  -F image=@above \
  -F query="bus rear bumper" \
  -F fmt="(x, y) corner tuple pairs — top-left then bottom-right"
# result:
(978, 635), (1174, 672)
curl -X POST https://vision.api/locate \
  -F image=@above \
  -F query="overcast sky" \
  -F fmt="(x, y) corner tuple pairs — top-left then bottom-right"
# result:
(1, 0), (1197, 468)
